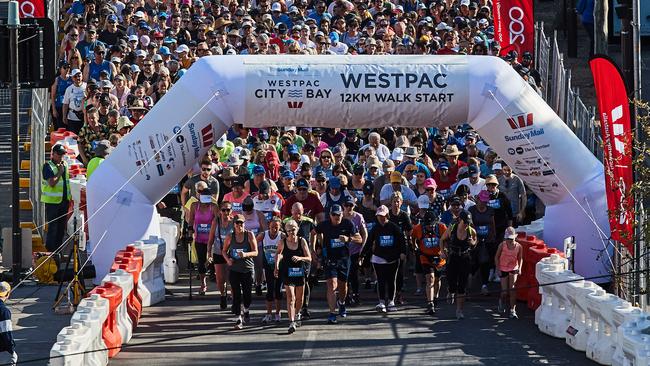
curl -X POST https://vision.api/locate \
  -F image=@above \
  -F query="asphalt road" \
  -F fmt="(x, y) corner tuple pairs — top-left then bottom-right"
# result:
(109, 274), (596, 366)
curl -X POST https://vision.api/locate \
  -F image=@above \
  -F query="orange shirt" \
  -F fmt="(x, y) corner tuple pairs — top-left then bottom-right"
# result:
(413, 223), (447, 261)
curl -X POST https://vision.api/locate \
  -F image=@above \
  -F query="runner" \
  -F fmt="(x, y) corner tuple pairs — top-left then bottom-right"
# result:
(223, 214), (258, 329)
(188, 188), (216, 296)
(313, 204), (362, 324)
(342, 195), (367, 306)
(207, 201), (234, 310)
(386, 192), (413, 305)
(494, 227), (523, 319)
(468, 190), (497, 295)
(275, 219), (312, 333)
(413, 210), (447, 315)
(257, 217), (284, 324)
(440, 210), (477, 319)
(360, 205), (406, 313)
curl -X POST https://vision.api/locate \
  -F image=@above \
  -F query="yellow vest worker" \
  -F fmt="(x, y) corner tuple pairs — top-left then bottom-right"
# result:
(41, 144), (71, 252)
(86, 140), (114, 180)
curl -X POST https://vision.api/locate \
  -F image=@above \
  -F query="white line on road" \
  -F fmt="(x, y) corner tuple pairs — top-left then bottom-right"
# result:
(301, 330), (317, 359)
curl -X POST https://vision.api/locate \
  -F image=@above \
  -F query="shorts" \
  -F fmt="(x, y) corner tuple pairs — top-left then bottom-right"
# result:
(212, 253), (227, 264)
(499, 270), (519, 278)
(322, 257), (350, 281)
(421, 264), (442, 276)
(414, 258), (424, 274)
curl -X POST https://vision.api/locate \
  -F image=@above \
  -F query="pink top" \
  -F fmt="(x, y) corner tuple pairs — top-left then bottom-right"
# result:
(223, 192), (249, 214)
(498, 241), (521, 272)
(193, 205), (214, 244)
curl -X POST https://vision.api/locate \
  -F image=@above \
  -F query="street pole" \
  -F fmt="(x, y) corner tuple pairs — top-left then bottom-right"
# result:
(594, 0), (608, 55)
(566, 0), (578, 57)
(8, 1), (21, 286)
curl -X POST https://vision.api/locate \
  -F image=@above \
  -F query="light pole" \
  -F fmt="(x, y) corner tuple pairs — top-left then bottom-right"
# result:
(8, 1), (21, 286)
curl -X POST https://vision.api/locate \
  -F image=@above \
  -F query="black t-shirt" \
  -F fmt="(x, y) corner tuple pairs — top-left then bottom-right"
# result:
(388, 210), (412, 239)
(98, 29), (126, 47)
(315, 218), (357, 260)
(362, 220), (406, 262)
(488, 191), (513, 233)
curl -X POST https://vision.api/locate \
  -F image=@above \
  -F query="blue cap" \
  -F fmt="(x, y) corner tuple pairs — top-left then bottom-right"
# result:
(329, 176), (341, 189)
(438, 162), (450, 170)
(468, 165), (479, 177)
(343, 194), (356, 206)
(107, 14), (118, 22)
(253, 165), (266, 175)
(163, 36), (177, 44)
(281, 170), (295, 179)
(287, 144), (299, 154)
(159, 46), (171, 56)
(158, 11), (168, 18)
(329, 32), (339, 43)
(330, 204), (343, 215)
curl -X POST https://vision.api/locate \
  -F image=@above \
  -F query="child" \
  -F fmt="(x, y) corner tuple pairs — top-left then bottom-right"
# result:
(494, 227), (523, 319)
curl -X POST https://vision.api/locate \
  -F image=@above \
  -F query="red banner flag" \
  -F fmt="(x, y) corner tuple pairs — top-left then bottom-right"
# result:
(589, 56), (635, 252)
(493, 0), (534, 59)
(18, 0), (46, 18)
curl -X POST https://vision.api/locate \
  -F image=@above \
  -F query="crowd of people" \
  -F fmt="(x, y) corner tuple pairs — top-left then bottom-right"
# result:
(45, 0), (548, 334)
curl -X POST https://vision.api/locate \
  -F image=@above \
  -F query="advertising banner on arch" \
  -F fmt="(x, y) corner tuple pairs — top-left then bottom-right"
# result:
(493, 0), (534, 59)
(18, 0), (46, 18)
(589, 56), (634, 252)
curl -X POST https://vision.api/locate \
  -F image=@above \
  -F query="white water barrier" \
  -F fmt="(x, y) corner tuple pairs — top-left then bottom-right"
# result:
(130, 236), (166, 306)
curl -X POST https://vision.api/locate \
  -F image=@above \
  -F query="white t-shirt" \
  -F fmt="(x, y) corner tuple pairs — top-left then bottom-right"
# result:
(455, 177), (486, 197)
(253, 193), (283, 221)
(329, 42), (348, 55)
(63, 83), (87, 120)
(299, 39), (316, 49)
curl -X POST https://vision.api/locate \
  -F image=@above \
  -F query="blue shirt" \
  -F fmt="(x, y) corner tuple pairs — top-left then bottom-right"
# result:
(576, 0), (594, 24)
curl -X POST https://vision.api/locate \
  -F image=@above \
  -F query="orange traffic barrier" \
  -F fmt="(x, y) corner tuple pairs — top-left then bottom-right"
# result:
(88, 284), (123, 357)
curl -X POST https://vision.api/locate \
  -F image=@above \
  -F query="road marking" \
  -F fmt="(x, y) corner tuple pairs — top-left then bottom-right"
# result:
(301, 330), (317, 359)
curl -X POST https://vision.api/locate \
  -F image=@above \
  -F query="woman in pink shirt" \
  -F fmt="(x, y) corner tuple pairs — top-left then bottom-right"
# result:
(223, 177), (249, 214)
(494, 227), (523, 319)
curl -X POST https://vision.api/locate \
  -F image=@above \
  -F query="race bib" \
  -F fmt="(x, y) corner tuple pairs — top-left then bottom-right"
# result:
(487, 199), (501, 209)
(288, 267), (304, 277)
(230, 248), (246, 259)
(424, 237), (440, 249)
(379, 235), (394, 247)
(231, 202), (242, 212)
(330, 238), (345, 249)
(438, 189), (451, 198)
(197, 223), (210, 234)
(477, 225), (489, 237)
(353, 190), (364, 201)
(263, 211), (274, 221)
(264, 251), (276, 264)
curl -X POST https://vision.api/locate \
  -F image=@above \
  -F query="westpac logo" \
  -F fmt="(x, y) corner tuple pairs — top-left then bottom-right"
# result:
(287, 101), (303, 109)
(201, 125), (213, 147)
(507, 113), (533, 129)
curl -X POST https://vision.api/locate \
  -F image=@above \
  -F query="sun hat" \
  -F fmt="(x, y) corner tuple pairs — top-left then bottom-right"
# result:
(443, 145), (462, 156)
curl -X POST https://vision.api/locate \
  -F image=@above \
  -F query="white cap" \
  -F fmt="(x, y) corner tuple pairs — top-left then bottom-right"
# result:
(435, 22), (447, 31)
(460, 0), (470, 6)
(176, 44), (190, 53)
(417, 194), (430, 209)
(129, 34), (139, 42)
(216, 134), (227, 148)
(285, 126), (297, 132)
(111, 56), (121, 62)
(390, 147), (404, 161)
(300, 154), (310, 164)
(135, 49), (147, 57)
(70, 68), (82, 77)
(271, 2), (282, 12)
(479, 18), (489, 25)
(492, 163), (503, 170)
(134, 10), (145, 18)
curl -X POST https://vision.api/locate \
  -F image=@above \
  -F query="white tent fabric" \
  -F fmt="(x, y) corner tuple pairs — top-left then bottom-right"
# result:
(87, 55), (610, 283)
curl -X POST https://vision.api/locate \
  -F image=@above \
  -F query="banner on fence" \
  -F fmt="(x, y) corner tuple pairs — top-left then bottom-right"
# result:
(493, 0), (534, 59)
(589, 55), (634, 252)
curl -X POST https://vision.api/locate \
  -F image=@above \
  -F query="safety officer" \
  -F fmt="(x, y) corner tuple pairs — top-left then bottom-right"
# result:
(41, 144), (71, 252)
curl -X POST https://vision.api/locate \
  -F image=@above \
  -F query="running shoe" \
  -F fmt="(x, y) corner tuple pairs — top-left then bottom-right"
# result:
(415, 288), (423, 295)
(296, 313), (302, 327)
(433, 298), (439, 310)
(243, 311), (250, 324)
(261, 314), (271, 325)
(387, 301), (398, 312)
(338, 302), (347, 318)
(255, 285), (263, 296)
(327, 313), (338, 324)
(509, 309), (518, 319)
(481, 285), (489, 296)
(375, 302), (386, 313)
(275, 312), (281, 323)
(288, 322), (297, 334)
(498, 299), (504, 314)
(220, 295), (227, 310)
(425, 302), (435, 316)
(234, 316), (243, 330)
(456, 310), (464, 320)
(301, 308), (311, 319)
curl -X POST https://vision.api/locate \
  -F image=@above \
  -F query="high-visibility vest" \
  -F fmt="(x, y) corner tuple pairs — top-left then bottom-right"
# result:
(40, 161), (71, 204)
(86, 157), (104, 180)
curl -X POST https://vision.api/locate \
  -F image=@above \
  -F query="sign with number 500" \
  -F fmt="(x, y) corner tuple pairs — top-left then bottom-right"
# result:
(493, 0), (534, 59)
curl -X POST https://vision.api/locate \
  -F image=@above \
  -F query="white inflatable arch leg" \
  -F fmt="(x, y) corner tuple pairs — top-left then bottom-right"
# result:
(88, 55), (610, 283)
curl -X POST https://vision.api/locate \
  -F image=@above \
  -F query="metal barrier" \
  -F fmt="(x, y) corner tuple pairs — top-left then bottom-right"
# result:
(534, 22), (602, 161)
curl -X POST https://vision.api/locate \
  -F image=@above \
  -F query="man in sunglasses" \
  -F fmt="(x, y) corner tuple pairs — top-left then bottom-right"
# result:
(180, 158), (220, 217)
(99, 14), (125, 47)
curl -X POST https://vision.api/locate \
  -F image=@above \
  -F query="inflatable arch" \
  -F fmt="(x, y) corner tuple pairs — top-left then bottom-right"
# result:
(88, 55), (610, 283)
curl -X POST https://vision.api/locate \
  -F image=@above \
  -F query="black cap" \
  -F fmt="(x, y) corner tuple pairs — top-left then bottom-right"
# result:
(52, 144), (67, 155)
(343, 195), (356, 206)
(433, 135), (445, 145)
(330, 204), (343, 215)
(296, 178), (309, 189)
(458, 210), (473, 225)
(315, 171), (326, 181)
(242, 196), (254, 211)
(423, 210), (439, 225)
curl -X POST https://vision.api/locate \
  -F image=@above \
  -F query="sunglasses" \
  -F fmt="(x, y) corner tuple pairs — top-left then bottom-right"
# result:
(201, 167), (212, 171)
(221, 208), (232, 212)
(234, 221), (244, 225)
(321, 155), (331, 159)
(297, 188), (308, 192)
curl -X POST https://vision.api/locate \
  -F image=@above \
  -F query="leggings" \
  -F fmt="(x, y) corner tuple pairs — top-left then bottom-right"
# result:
(229, 270), (253, 315)
(349, 253), (360, 295)
(373, 261), (399, 303)
(447, 253), (471, 295)
(195, 242), (208, 274)
(303, 263), (311, 308)
(264, 266), (282, 301)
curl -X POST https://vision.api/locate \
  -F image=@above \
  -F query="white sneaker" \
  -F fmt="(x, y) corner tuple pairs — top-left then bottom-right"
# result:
(375, 302), (387, 313)
(275, 312), (281, 323)
(295, 313), (302, 327)
(288, 322), (297, 334)
(387, 301), (398, 312)
(456, 310), (464, 320)
(261, 314), (272, 324)
(234, 316), (243, 329)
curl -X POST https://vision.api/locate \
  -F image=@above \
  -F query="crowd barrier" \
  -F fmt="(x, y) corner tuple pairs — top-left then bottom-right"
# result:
(160, 217), (180, 284)
(527, 230), (650, 366)
(49, 230), (168, 364)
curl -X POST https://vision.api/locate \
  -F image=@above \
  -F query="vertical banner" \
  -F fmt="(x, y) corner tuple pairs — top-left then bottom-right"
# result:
(18, 0), (46, 18)
(493, 0), (534, 58)
(589, 56), (634, 252)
